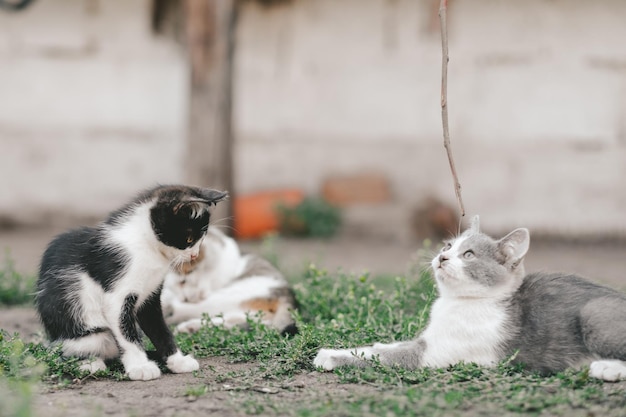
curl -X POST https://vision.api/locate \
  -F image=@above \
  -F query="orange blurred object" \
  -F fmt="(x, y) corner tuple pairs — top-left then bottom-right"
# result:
(233, 189), (304, 239)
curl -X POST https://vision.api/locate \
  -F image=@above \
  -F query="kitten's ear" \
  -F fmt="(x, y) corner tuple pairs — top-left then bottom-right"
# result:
(498, 228), (530, 263)
(172, 189), (229, 215)
(199, 189), (229, 205)
(468, 215), (480, 233)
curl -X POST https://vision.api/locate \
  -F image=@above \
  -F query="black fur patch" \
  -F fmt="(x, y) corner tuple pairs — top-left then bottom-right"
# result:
(150, 203), (211, 250)
(137, 286), (178, 360)
(105, 185), (227, 251)
(281, 323), (298, 337)
(120, 293), (142, 345)
(85, 231), (130, 292)
(36, 228), (130, 340)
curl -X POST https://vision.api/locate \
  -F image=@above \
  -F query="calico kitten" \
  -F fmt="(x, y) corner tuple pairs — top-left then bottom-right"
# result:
(314, 216), (626, 381)
(36, 185), (228, 381)
(161, 227), (297, 335)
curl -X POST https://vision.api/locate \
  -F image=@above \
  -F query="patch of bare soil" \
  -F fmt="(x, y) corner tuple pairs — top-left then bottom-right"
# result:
(1, 307), (371, 417)
(33, 358), (370, 417)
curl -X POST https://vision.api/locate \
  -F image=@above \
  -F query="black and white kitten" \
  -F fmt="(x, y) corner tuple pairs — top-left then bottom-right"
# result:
(314, 216), (626, 381)
(36, 185), (228, 381)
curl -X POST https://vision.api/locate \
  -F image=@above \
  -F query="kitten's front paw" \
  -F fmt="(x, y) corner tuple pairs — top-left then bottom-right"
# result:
(162, 302), (174, 319)
(126, 361), (161, 381)
(590, 360), (626, 382)
(175, 319), (203, 334)
(167, 351), (200, 374)
(313, 348), (350, 371)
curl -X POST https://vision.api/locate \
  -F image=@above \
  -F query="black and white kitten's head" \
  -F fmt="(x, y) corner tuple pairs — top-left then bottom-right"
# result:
(106, 184), (228, 266)
(431, 216), (530, 299)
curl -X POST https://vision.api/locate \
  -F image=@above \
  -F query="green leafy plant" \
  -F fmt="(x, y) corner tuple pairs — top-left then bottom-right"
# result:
(276, 197), (341, 238)
(0, 329), (83, 417)
(0, 254), (36, 306)
(0, 330), (82, 381)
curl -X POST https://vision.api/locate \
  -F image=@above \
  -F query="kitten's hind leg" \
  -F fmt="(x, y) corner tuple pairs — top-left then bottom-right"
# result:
(581, 297), (626, 381)
(589, 360), (626, 381)
(60, 330), (119, 374)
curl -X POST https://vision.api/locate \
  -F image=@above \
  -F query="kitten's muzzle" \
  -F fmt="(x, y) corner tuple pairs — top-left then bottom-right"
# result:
(437, 254), (449, 268)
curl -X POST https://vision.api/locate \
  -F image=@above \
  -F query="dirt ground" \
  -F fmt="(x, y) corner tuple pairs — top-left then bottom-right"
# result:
(1, 226), (626, 416)
(28, 356), (369, 417)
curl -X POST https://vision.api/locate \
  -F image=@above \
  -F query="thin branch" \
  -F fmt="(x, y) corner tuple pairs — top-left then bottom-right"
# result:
(438, 0), (465, 219)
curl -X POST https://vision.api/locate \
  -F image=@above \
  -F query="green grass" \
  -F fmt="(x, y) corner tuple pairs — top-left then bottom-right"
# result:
(2, 262), (626, 416)
(0, 254), (36, 306)
(173, 267), (626, 416)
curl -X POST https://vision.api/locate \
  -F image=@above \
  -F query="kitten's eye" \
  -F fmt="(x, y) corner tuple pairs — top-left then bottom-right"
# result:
(186, 235), (194, 244)
(463, 250), (475, 259)
(443, 242), (452, 251)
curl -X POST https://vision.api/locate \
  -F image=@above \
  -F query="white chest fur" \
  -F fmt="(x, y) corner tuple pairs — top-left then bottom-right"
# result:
(106, 207), (171, 303)
(420, 297), (508, 368)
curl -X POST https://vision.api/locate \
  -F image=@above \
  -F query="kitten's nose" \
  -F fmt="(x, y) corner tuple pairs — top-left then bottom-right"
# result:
(438, 254), (448, 265)
(190, 253), (198, 261)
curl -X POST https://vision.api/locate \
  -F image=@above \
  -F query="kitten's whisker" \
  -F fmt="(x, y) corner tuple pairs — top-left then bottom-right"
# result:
(210, 217), (241, 234)
(170, 254), (187, 270)
(445, 228), (459, 240)
(212, 223), (237, 232)
(211, 216), (235, 225)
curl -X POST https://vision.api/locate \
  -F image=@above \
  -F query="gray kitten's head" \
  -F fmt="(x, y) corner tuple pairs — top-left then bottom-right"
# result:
(431, 216), (530, 299)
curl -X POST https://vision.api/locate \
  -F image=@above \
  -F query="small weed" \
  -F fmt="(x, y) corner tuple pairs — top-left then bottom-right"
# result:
(184, 384), (208, 398)
(0, 254), (36, 306)
(277, 197), (341, 238)
(259, 233), (280, 269)
(0, 330), (82, 381)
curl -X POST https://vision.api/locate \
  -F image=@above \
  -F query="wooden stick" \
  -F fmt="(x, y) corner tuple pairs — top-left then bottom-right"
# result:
(438, 0), (465, 219)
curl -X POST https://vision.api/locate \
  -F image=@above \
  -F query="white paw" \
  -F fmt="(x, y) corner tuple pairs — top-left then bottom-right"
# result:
(313, 348), (350, 371)
(175, 319), (203, 334)
(79, 358), (107, 374)
(210, 317), (225, 326)
(167, 351), (199, 374)
(126, 361), (161, 381)
(590, 360), (626, 382)
(162, 302), (174, 319)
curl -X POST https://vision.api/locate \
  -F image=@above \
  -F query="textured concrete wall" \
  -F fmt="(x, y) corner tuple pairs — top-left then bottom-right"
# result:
(0, 0), (188, 224)
(235, 0), (626, 237)
(1, 0), (625, 238)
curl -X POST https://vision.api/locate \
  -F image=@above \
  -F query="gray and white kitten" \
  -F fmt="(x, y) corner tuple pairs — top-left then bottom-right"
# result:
(314, 216), (626, 381)
(36, 185), (227, 381)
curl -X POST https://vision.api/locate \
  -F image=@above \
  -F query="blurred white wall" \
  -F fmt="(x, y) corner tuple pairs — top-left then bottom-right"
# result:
(0, 0), (188, 223)
(235, 0), (626, 237)
(0, 0), (625, 238)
